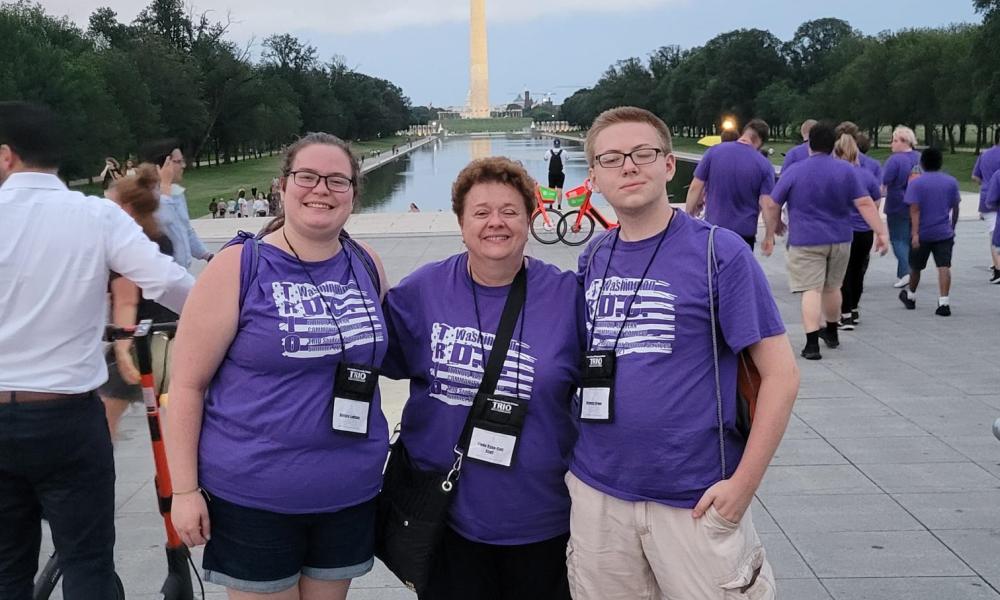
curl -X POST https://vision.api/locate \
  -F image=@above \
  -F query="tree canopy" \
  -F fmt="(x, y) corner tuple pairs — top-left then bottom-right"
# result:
(0, 0), (413, 179)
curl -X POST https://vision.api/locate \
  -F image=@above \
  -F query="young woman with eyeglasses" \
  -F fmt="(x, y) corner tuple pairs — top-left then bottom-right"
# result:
(165, 133), (390, 600)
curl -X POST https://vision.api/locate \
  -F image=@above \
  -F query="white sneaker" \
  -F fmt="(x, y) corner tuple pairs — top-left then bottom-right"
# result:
(893, 275), (910, 288)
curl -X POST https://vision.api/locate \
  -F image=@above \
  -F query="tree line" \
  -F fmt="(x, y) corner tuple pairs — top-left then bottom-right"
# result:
(560, 1), (1000, 152)
(0, 0), (413, 180)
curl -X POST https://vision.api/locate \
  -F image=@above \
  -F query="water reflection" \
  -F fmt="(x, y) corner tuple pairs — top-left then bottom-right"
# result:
(356, 135), (694, 213)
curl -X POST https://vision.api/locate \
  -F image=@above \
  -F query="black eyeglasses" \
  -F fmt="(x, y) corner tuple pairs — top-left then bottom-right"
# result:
(594, 148), (665, 169)
(288, 171), (354, 193)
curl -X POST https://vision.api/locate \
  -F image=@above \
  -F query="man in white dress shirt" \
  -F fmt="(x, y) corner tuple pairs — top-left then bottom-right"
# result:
(0, 102), (194, 600)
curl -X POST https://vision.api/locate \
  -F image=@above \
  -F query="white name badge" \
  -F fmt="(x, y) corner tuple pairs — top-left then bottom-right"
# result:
(467, 427), (518, 467)
(580, 387), (612, 421)
(332, 396), (369, 435)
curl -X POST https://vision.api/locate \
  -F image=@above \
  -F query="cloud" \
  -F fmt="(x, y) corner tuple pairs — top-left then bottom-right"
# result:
(49, 0), (682, 37)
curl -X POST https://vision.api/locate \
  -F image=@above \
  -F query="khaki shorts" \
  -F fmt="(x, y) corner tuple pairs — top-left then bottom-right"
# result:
(786, 242), (851, 292)
(565, 472), (775, 600)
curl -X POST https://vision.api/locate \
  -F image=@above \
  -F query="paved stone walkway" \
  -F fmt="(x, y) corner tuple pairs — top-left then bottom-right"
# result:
(39, 219), (1000, 599)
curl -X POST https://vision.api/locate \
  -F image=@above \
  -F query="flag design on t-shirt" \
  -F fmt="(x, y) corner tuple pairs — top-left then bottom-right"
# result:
(584, 277), (676, 356)
(428, 323), (535, 406)
(272, 280), (383, 358)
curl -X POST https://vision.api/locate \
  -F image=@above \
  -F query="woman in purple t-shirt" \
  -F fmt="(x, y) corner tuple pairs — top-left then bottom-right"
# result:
(165, 133), (390, 600)
(382, 157), (583, 600)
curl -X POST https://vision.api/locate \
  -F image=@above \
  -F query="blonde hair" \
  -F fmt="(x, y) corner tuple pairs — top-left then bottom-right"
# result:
(585, 106), (672, 167)
(893, 126), (917, 149)
(834, 134), (860, 165)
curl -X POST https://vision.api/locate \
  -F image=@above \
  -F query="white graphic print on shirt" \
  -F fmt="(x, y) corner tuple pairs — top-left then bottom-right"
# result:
(428, 323), (535, 406)
(272, 280), (383, 358)
(585, 277), (675, 356)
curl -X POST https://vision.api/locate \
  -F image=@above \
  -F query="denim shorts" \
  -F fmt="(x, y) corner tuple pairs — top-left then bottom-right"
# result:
(202, 492), (376, 593)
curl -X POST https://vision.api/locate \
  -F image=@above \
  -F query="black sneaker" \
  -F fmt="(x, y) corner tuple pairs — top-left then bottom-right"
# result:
(839, 314), (855, 331)
(801, 343), (821, 360)
(818, 328), (840, 348)
(898, 290), (916, 310)
(990, 268), (1000, 284)
(851, 309), (860, 324)
(935, 304), (951, 316)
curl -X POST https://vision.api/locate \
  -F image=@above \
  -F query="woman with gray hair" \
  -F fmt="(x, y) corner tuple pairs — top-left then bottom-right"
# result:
(882, 126), (921, 288)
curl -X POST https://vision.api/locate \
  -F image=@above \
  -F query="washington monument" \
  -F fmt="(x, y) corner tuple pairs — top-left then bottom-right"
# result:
(467, 0), (490, 118)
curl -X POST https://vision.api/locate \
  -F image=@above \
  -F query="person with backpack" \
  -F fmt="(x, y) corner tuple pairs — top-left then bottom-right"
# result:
(568, 106), (798, 600)
(208, 198), (218, 218)
(165, 133), (390, 600)
(381, 157), (584, 600)
(543, 138), (567, 209)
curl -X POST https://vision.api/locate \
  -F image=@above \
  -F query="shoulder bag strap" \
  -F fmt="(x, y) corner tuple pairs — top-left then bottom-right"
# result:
(706, 226), (727, 480)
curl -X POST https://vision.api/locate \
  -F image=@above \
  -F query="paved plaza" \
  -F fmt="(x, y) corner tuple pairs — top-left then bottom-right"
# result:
(40, 217), (1000, 599)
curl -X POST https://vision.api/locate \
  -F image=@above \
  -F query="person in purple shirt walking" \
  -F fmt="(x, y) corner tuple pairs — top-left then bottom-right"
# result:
(685, 119), (776, 249)
(834, 130), (883, 330)
(972, 143), (1000, 283)
(984, 170), (1000, 271)
(382, 157), (582, 600)
(882, 126), (922, 288)
(898, 148), (961, 316)
(781, 118), (817, 172)
(568, 107), (799, 600)
(836, 121), (882, 183)
(165, 133), (391, 600)
(764, 122), (888, 360)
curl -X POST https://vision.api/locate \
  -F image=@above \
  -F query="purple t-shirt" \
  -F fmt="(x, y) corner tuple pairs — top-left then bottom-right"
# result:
(904, 171), (961, 243)
(985, 171), (1000, 247)
(882, 150), (921, 216)
(781, 142), (809, 172)
(860, 153), (882, 182)
(572, 211), (785, 509)
(199, 238), (390, 513)
(770, 153), (867, 246)
(694, 141), (776, 237)
(382, 254), (584, 545)
(850, 164), (882, 233)
(973, 146), (1000, 213)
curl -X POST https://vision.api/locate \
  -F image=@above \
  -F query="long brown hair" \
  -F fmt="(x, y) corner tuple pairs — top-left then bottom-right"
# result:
(111, 164), (160, 239)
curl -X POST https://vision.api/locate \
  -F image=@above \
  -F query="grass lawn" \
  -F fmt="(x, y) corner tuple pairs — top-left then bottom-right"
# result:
(671, 137), (982, 192)
(71, 135), (415, 218)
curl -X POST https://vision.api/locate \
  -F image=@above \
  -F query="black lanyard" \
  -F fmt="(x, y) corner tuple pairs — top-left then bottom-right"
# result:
(586, 209), (675, 353)
(283, 228), (378, 364)
(468, 257), (527, 397)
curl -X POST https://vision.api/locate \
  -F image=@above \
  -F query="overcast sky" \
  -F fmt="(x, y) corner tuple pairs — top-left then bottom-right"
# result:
(48, 0), (980, 108)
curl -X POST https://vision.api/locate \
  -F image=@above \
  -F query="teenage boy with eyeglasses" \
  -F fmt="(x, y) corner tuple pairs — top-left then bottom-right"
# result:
(567, 106), (799, 600)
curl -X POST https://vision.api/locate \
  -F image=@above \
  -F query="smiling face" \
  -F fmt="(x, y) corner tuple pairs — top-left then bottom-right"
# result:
(281, 143), (356, 237)
(588, 121), (675, 215)
(459, 182), (529, 267)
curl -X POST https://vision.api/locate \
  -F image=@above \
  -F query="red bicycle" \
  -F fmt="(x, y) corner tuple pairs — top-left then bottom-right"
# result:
(556, 180), (618, 246)
(529, 185), (563, 245)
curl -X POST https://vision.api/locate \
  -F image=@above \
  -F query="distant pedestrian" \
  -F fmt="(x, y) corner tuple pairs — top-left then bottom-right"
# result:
(543, 138), (566, 209)
(408, 202), (420, 212)
(100, 157), (124, 191)
(764, 122), (888, 360)
(983, 169), (1000, 281)
(972, 143), (1000, 283)
(237, 189), (248, 218)
(227, 198), (236, 217)
(898, 148), (961, 316)
(208, 198), (218, 218)
(686, 118), (775, 249)
(882, 126), (921, 288)
(253, 194), (267, 217)
(216, 199), (227, 219)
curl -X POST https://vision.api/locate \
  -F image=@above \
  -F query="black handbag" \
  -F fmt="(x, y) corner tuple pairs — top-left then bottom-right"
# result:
(375, 264), (527, 593)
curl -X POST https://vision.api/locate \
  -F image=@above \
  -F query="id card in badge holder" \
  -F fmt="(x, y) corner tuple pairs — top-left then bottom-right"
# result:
(580, 351), (615, 423)
(332, 363), (379, 436)
(465, 393), (527, 468)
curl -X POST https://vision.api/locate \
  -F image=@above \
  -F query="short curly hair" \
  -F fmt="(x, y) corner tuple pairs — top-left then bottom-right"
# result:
(451, 157), (536, 221)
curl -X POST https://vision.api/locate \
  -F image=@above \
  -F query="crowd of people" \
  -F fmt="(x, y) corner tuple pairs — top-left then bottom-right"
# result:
(1, 97), (995, 600)
(686, 117), (981, 360)
(209, 184), (283, 219)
